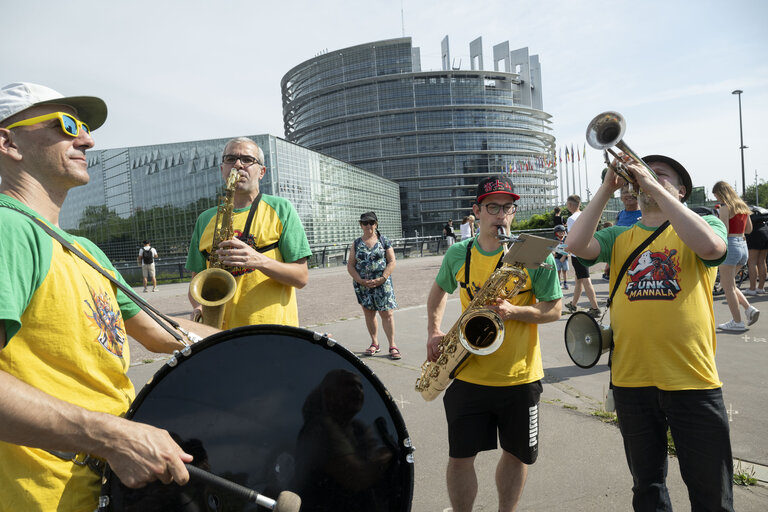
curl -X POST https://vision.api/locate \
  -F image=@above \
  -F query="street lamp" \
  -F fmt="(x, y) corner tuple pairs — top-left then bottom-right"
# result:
(732, 89), (746, 196)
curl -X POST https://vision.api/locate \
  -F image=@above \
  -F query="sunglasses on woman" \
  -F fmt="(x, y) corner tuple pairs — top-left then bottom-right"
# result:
(6, 112), (90, 137)
(360, 220), (376, 226)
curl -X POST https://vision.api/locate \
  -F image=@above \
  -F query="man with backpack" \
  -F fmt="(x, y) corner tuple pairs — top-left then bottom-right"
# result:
(138, 240), (159, 292)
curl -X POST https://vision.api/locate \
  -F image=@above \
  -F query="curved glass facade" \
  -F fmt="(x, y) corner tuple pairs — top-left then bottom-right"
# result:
(61, 135), (400, 262)
(282, 37), (557, 235)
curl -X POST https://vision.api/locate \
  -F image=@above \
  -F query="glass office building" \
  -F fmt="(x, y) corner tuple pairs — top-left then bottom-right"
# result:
(61, 135), (401, 263)
(282, 36), (557, 235)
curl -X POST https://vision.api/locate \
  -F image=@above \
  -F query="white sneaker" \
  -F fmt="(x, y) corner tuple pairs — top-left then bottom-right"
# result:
(743, 289), (758, 296)
(745, 306), (760, 326)
(758, 288), (768, 295)
(717, 320), (746, 332)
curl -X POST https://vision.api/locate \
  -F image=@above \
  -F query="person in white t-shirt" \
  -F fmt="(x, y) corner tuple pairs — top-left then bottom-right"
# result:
(137, 240), (159, 292)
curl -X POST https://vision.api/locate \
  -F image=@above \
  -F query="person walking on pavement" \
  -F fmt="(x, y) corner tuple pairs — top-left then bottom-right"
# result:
(138, 240), (158, 292)
(713, 181), (758, 331)
(564, 195), (600, 318)
(744, 206), (768, 296)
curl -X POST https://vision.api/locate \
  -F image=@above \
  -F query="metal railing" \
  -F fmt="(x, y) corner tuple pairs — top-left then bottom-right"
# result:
(114, 228), (563, 284)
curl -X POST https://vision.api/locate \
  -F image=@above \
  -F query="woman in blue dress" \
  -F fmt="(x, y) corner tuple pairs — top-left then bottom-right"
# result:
(346, 212), (400, 359)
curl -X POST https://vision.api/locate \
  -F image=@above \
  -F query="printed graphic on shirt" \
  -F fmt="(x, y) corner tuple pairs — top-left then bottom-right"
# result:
(83, 284), (126, 357)
(625, 247), (681, 301)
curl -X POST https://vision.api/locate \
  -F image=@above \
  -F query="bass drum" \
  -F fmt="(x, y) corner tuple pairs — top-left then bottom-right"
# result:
(100, 325), (414, 512)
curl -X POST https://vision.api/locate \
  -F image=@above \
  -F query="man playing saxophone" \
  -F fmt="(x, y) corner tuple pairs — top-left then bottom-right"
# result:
(425, 175), (562, 512)
(186, 137), (311, 328)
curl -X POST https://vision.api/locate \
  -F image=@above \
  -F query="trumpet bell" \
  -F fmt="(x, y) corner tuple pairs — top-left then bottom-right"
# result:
(586, 111), (626, 151)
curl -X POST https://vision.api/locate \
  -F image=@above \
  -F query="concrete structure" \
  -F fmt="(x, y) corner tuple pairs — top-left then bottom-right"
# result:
(281, 36), (557, 236)
(62, 135), (401, 262)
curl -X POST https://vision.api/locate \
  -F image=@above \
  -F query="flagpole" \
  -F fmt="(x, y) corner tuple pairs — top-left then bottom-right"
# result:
(558, 147), (563, 203)
(578, 151), (583, 197)
(564, 148), (570, 198)
(584, 144), (591, 201)
(571, 147), (576, 200)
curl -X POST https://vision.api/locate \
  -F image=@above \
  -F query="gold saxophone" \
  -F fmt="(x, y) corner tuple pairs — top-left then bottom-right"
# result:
(188, 169), (239, 328)
(415, 228), (528, 401)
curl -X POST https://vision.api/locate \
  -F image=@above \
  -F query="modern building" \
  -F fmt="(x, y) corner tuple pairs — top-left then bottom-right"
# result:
(62, 135), (401, 263)
(281, 36), (557, 235)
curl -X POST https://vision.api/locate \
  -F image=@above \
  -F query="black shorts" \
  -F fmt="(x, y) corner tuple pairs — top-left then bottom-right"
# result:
(571, 256), (590, 279)
(443, 379), (542, 463)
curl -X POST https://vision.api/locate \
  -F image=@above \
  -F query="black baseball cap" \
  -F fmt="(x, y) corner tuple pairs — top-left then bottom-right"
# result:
(642, 154), (693, 202)
(360, 211), (378, 223)
(476, 175), (520, 203)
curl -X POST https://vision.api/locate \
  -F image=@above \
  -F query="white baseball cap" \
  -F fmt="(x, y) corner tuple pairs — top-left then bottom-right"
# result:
(0, 82), (107, 130)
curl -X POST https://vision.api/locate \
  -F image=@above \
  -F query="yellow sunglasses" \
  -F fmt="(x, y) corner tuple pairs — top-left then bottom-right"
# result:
(6, 111), (90, 137)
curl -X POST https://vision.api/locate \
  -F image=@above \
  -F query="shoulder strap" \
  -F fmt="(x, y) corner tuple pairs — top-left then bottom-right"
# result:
(605, 221), (670, 309)
(237, 192), (280, 253)
(459, 238), (504, 300)
(0, 205), (188, 345)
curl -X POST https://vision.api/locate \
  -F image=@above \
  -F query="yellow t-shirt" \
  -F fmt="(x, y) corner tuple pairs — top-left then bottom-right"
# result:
(0, 197), (139, 512)
(435, 238), (561, 386)
(584, 218), (727, 390)
(186, 194), (311, 329)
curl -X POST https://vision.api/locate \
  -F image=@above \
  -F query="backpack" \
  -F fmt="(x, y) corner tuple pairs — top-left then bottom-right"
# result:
(141, 247), (154, 264)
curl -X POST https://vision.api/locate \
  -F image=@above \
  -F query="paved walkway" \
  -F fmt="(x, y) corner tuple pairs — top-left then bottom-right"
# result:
(128, 256), (768, 510)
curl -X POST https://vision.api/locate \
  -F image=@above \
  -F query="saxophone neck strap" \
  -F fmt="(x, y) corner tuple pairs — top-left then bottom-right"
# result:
(236, 192), (279, 254)
(239, 191), (262, 241)
(460, 237), (504, 301)
(0, 205), (185, 344)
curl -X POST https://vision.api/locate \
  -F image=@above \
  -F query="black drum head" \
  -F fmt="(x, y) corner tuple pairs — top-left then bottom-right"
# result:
(102, 325), (413, 512)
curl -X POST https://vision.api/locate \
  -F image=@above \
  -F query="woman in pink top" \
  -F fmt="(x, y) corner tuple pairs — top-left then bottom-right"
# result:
(713, 181), (757, 331)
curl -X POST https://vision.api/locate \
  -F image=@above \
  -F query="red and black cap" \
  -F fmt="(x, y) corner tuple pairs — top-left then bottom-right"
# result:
(476, 175), (520, 203)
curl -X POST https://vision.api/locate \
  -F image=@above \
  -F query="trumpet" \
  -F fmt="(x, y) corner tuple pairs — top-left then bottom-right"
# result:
(586, 111), (658, 194)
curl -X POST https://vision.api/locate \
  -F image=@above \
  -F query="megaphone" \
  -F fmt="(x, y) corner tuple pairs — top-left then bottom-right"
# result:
(564, 311), (612, 368)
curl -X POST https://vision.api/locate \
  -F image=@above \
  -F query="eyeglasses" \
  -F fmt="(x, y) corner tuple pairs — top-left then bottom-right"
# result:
(5, 112), (90, 137)
(482, 203), (517, 215)
(360, 220), (376, 226)
(222, 154), (263, 166)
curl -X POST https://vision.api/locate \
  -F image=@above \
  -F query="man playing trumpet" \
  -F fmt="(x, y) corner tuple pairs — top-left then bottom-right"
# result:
(566, 154), (732, 511)
(425, 175), (562, 512)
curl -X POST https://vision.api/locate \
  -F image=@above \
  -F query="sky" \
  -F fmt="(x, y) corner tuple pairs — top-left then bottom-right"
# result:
(4, 0), (767, 203)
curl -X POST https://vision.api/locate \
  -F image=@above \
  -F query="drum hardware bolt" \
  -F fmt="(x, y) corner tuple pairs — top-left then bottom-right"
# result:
(181, 345), (193, 357)
(325, 337), (336, 347)
(167, 351), (180, 367)
(98, 495), (110, 507)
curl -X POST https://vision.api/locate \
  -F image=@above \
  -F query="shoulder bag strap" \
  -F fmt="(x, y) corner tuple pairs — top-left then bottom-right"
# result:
(0, 206), (192, 345)
(604, 220), (670, 309)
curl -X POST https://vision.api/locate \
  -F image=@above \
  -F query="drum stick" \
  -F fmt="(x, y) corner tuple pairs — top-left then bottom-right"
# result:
(184, 464), (301, 512)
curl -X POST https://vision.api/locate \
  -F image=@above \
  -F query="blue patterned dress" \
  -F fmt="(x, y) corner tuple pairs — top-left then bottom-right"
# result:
(352, 236), (398, 311)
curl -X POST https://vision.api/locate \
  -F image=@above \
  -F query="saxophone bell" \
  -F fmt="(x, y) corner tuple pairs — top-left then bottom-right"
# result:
(189, 169), (239, 328)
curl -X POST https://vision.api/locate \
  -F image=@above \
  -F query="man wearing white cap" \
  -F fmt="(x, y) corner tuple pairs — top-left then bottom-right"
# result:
(0, 82), (217, 511)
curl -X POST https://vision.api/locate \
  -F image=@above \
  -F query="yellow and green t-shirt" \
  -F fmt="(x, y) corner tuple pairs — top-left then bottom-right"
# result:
(435, 238), (561, 387)
(0, 194), (141, 512)
(580, 216), (727, 390)
(186, 194), (311, 328)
